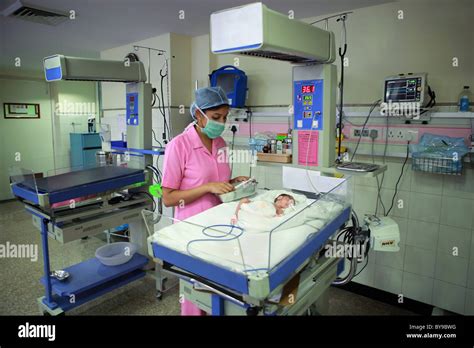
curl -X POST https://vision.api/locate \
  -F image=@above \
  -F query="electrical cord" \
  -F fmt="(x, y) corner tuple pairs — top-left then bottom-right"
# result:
(159, 63), (171, 141)
(131, 191), (156, 212)
(143, 164), (164, 217)
(185, 224), (248, 271)
(146, 164), (161, 182)
(151, 88), (167, 147)
(376, 109), (391, 216)
(332, 211), (365, 285)
(152, 129), (164, 148)
(336, 15), (347, 162)
(354, 254), (369, 277)
(230, 127), (237, 177)
(419, 86), (436, 116)
(371, 139), (387, 216)
(147, 161), (163, 217)
(164, 59), (172, 139)
(154, 90), (170, 141)
(385, 140), (410, 216)
(155, 163), (163, 217)
(154, 156), (163, 181)
(304, 112), (321, 194)
(146, 163), (163, 215)
(350, 99), (381, 162)
(248, 108), (253, 178)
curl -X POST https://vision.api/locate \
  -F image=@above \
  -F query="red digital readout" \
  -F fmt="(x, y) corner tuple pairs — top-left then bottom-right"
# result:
(301, 85), (315, 94)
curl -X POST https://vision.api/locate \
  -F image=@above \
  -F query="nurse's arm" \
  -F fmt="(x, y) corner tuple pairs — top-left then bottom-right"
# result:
(162, 182), (234, 207)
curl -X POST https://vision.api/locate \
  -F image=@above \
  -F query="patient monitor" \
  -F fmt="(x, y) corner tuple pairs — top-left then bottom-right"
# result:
(384, 73), (428, 107)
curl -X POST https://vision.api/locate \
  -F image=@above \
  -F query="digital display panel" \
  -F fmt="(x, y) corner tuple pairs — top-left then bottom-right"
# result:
(385, 77), (422, 102)
(301, 85), (315, 94)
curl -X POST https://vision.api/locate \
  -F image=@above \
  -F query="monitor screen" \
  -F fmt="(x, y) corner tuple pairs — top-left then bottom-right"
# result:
(384, 77), (422, 102)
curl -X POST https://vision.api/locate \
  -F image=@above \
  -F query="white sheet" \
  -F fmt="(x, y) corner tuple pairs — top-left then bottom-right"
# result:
(149, 191), (345, 275)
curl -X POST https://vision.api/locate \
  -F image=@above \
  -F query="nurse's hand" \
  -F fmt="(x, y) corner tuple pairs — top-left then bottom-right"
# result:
(230, 176), (250, 184)
(205, 182), (235, 194)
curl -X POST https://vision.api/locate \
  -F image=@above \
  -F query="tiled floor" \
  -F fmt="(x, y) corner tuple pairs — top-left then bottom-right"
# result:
(0, 200), (415, 316)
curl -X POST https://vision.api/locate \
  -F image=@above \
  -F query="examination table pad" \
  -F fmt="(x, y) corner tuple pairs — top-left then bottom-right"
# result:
(24, 166), (144, 193)
(150, 192), (345, 275)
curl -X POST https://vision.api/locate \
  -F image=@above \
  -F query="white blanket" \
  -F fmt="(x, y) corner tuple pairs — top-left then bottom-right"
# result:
(150, 191), (345, 275)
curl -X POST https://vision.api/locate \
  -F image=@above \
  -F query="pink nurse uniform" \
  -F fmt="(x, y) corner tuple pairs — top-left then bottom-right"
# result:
(161, 124), (231, 315)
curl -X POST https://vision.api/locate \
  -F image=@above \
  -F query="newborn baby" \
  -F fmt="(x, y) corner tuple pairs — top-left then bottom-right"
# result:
(230, 194), (295, 225)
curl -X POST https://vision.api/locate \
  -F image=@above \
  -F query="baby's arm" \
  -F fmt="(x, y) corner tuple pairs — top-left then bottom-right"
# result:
(231, 198), (251, 224)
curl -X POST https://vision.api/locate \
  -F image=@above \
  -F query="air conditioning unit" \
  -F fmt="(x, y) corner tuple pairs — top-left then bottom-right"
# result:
(210, 2), (335, 64)
(1, 0), (69, 26)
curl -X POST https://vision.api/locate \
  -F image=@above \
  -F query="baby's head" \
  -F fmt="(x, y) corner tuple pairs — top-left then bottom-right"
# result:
(274, 194), (296, 211)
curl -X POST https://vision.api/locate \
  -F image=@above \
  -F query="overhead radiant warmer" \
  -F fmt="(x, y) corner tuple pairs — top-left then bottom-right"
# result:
(210, 2), (335, 64)
(210, 2), (337, 169)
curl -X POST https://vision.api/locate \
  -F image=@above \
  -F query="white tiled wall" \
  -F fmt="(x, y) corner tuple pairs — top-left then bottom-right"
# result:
(404, 245), (436, 278)
(437, 225), (471, 257)
(469, 262), (474, 289)
(240, 158), (474, 314)
(374, 265), (403, 294)
(402, 272), (434, 304)
(466, 289), (474, 315)
(406, 220), (439, 251)
(351, 157), (474, 315)
(432, 280), (466, 314)
(352, 256), (376, 287)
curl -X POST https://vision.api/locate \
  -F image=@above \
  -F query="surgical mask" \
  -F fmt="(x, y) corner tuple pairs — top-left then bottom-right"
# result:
(195, 107), (226, 139)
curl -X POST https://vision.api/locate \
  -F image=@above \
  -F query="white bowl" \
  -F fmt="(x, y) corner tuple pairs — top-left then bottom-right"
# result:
(95, 242), (138, 266)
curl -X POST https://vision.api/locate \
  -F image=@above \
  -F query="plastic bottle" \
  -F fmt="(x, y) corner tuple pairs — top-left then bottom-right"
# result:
(286, 138), (293, 155)
(459, 86), (471, 112)
(282, 139), (288, 154)
(270, 139), (277, 154)
(276, 140), (283, 154)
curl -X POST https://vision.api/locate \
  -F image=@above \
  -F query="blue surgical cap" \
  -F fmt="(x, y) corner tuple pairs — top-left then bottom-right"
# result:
(190, 86), (229, 119)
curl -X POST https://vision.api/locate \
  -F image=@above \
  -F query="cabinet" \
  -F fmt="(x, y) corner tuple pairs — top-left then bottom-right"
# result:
(70, 133), (101, 168)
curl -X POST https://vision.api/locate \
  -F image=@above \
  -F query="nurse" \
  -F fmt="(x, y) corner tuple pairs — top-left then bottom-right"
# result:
(161, 86), (249, 316)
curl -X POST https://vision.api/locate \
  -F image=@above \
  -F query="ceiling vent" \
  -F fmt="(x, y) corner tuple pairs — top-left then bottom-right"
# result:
(1, 0), (69, 26)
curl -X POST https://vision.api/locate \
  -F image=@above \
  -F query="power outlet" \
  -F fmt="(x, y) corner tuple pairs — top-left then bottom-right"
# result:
(352, 127), (378, 139)
(407, 130), (419, 142)
(228, 123), (239, 133)
(387, 128), (418, 141)
(387, 128), (403, 140)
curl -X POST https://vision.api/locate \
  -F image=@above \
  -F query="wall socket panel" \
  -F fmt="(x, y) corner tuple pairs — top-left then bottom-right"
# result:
(387, 128), (418, 141)
(351, 127), (418, 142)
(352, 127), (378, 138)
